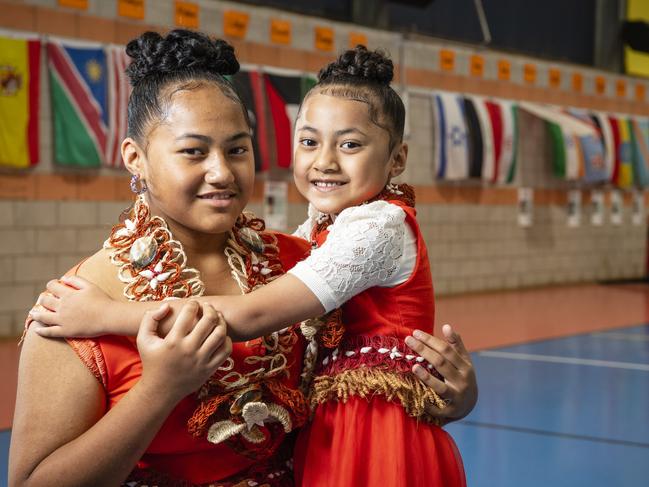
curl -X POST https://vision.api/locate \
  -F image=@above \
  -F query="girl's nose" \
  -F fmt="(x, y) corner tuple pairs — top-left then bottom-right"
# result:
(313, 147), (340, 173)
(205, 156), (235, 185)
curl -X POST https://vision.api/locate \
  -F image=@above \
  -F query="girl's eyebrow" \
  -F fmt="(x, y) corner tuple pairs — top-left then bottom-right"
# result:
(176, 132), (251, 143)
(176, 133), (212, 143)
(296, 126), (367, 138)
(334, 128), (367, 138)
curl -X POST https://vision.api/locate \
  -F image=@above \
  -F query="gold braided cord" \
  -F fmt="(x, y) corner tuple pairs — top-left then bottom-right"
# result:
(310, 367), (446, 426)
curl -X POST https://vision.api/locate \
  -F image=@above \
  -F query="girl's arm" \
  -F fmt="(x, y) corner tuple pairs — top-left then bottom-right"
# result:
(10, 302), (230, 487)
(32, 201), (406, 341)
(33, 273), (324, 342)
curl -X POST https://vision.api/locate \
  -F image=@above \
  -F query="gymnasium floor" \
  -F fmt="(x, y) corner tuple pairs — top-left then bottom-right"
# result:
(2, 283), (648, 486)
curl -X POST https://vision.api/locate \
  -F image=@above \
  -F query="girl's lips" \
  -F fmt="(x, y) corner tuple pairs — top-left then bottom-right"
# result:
(311, 180), (347, 192)
(197, 192), (236, 207)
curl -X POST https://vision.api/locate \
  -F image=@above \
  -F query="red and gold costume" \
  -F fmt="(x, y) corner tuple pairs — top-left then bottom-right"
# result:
(292, 185), (466, 487)
(56, 197), (312, 486)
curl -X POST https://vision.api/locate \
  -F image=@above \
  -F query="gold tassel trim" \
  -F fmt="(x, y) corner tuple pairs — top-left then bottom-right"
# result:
(310, 367), (446, 426)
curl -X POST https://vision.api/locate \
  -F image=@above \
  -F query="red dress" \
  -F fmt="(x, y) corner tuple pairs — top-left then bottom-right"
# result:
(63, 232), (311, 487)
(293, 200), (466, 487)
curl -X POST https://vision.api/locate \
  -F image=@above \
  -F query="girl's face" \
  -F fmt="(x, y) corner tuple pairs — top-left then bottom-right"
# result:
(123, 84), (255, 239)
(293, 92), (406, 215)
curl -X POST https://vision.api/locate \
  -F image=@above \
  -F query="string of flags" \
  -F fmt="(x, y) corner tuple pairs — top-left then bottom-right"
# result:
(1, 31), (648, 191)
(0, 33), (317, 171)
(431, 92), (649, 189)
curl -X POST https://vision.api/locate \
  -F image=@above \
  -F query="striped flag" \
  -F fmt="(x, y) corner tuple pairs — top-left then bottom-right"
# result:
(0, 35), (40, 168)
(497, 101), (519, 184)
(263, 70), (316, 169)
(485, 100), (503, 183)
(470, 96), (495, 181)
(608, 116), (622, 184)
(104, 45), (130, 168)
(630, 118), (649, 187)
(565, 109), (608, 183)
(591, 113), (615, 181)
(520, 103), (597, 181)
(432, 92), (469, 180)
(229, 68), (270, 172)
(617, 118), (634, 188)
(462, 96), (483, 178)
(47, 41), (108, 167)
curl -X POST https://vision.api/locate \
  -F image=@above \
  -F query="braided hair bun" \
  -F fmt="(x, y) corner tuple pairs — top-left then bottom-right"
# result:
(318, 45), (393, 86)
(125, 29), (239, 86)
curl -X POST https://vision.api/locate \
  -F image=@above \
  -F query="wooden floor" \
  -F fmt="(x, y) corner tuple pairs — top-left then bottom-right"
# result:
(2, 282), (648, 430)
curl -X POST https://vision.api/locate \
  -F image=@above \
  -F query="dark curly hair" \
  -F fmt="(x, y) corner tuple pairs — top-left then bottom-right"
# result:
(305, 45), (405, 150)
(125, 29), (248, 145)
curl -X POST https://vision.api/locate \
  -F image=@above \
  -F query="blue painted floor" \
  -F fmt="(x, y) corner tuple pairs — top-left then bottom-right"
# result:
(1, 430), (8, 487)
(2, 325), (647, 486)
(446, 324), (649, 487)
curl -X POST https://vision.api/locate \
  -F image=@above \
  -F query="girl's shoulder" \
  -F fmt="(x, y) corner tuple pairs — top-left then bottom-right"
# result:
(75, 248), (126, 301)
(333, 200), (408, 228)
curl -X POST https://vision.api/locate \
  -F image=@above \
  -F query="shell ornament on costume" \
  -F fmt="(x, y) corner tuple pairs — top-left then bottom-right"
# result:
(238, 226), (265, 254)
(139, 261), (173, 290)
(129, 236), (158, 268)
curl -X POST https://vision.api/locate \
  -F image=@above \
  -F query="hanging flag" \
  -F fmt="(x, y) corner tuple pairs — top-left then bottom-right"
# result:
(432, 92), (469, 180)
(469, 96), (495, 181)
(617, 118), (634, 188)
(630, 118), (649, 187)
(565, 109), (608, 183)
(229, 68), (270, 172)
(484, 100), (503, 183)
(462, 96), (483, 178)
(0, 35), (40, 168)
(263, 71), (315, 169)
(498, 101), (519, 184)
(48, 41), (108, 167)
(105, 45), (130, 168)
(591, 112), (615, 181)
(608, 116), (622, 184)
(520, 103), (597, 181)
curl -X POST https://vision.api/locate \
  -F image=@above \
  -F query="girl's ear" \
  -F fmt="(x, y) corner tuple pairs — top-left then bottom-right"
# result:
(389, 142), (408, 178)
(121, 137), (146, 178)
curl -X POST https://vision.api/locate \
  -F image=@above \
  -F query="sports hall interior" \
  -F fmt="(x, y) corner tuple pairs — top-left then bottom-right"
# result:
(0, 1), (648, 486)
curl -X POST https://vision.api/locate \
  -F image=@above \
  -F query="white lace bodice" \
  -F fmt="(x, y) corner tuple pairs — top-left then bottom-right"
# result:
(289, 201), (417, 313)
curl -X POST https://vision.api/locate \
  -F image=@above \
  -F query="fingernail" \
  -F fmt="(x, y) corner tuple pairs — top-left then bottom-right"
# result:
(405, 336), (416, 348)
(413, 329), (424, 339)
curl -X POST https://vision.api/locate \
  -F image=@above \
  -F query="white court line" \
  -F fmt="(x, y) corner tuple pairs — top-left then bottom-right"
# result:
(590, 332), (649, 342)
(478, 351), (649, 371)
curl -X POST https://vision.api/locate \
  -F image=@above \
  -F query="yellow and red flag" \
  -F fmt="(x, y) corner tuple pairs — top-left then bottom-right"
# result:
(0, 35), (41, 168)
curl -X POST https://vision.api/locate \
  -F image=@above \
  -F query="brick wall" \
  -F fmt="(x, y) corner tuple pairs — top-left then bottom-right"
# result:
(0, 0), (647, 337)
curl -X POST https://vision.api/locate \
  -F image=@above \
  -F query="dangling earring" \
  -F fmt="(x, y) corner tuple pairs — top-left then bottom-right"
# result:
(130, 174), (148, 195)
(385, 182), (404, 195)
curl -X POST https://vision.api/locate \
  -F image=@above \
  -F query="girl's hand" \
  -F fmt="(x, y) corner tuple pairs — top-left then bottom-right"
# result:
(137, 301), (232, 403)
(29, 276), (115, 338)
(405, 324), (478, 422)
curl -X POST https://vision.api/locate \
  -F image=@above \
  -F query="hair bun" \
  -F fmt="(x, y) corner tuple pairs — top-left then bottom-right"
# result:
(318, 45), (393, 85)
(125, 29), (239, 86)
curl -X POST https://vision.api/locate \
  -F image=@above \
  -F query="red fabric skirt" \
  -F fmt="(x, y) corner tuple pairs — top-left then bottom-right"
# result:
(293, 396), (466, 487)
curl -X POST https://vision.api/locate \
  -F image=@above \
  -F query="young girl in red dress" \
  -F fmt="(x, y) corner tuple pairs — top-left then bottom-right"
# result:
(31, 45), (467, 486)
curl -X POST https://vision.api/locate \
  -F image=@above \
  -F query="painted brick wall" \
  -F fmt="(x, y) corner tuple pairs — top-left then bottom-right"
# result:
(0, 0), (646, 337)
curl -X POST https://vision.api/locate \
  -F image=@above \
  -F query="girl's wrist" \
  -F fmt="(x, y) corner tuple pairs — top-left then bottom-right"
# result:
(133, 375), (184, 411)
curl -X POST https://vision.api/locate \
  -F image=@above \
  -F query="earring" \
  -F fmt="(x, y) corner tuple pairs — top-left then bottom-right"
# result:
(130, 174), (148, 195)
(385, 182), (404, 195)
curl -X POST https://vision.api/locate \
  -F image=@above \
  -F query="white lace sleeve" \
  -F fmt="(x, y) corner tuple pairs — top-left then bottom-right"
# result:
(288, 201), (410, 313)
